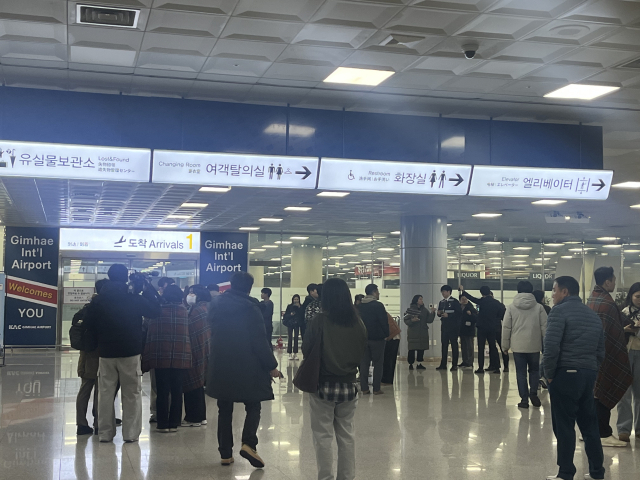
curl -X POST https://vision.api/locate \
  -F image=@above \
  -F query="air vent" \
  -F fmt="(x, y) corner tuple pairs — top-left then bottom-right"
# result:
(618, 57), (640, 70)
(77, 4), (140, 28)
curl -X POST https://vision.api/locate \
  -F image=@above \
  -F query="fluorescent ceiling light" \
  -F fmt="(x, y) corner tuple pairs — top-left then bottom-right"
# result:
(597, 237), (619, 241)
(390, 262), (400, 266)
(390, 231), (400, 235)
(270, 257), (281, 261)
(544, 84), (619, 100)
(181, 202), (208, 208)
(290, 236), (309, 240)
(357, 238), (373, 242)
(511, 254), (529, 257)
(360, 251), (372, 254)
(262, 245), (278, 249)
(603, 244), (622, 248)
(157, 224), (177, 228)
(612, 182), (640, 189)
(631, 204), (640, 209)
(463, 233), (484, 237)
(166, 215), (191, 219)
(343, 254), (358, 257)
(513, 247), (532, 250)
(259, 218), (283, 223)
(460, 245), (475, 249)
(378, 248), (395, 251)
(317, 191), (350, 197)
(624, 249), (640, 253)
(447, 223), (452, 226)
(462, 253), (479, 256)
(239, 227), (259, 231)
(264, 123), (315, 137)
(487, 250), (502, 254)
(338, 242), (357, 246)
(324, 67), (394, 86)
(251, 248), (266, 252)
(285, 206), (312, 211)
(512, 260), (527, 263)
(561, 256), (573, 259)
(274, 241), (292, 244)
(545, 243), (565, 247)
(199, 186), (230, 193)
(484, 241), (501, 245)
(531, 199), (567, 205)
(378, 257), (391, 260)
(472, 213), (502, 218)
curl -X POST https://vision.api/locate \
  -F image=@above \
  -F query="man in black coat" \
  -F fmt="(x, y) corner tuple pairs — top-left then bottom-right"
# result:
(207, 272), (280, 468)
(437, 285), (463, 371)
(357, 283), (390, 394)
(460, 285), (504, 374)
(300, 283), (319, 339)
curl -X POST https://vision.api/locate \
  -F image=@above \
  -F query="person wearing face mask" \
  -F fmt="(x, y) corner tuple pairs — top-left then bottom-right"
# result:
(618, 282), (640, 442)
(183, 285), (212, 427)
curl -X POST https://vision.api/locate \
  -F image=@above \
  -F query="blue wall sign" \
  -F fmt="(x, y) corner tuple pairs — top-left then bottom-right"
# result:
(199, 232), (249, 290)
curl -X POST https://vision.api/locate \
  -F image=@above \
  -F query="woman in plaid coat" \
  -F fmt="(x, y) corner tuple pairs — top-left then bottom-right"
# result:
(183, 285), (212, 426)
(142, 284), (192, 432)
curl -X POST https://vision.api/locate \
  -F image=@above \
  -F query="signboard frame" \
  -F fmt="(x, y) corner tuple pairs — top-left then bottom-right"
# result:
(59, 228), (201, 254)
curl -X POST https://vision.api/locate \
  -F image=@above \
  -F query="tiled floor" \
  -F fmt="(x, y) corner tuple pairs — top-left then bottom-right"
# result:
(0, 350), (637, 480)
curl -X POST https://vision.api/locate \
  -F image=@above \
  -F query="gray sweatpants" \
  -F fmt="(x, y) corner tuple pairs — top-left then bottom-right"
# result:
(309, 393), (358, 480)
(98, 355), (142, 442)
(617, 349), (640, 435)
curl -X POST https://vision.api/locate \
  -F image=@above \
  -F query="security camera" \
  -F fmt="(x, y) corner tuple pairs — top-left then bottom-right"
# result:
(462, 43), (478, 59)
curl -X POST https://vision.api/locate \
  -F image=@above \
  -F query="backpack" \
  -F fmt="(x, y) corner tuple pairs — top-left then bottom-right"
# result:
(69, 305), (97, 352)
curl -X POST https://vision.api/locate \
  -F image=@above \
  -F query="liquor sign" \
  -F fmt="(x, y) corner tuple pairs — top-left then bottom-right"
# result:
(0, 140), (151, 182)
(468, 166), (613, 200)
(59, 228), (200, 253)
(317, 158), (471, 195)
(152, 151), (319, 189)
(200, 232), (248, 288)
(4, 227), (59, 346)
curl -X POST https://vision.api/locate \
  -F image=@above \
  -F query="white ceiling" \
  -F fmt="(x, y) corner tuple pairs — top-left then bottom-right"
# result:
(1, 0), (640, 240)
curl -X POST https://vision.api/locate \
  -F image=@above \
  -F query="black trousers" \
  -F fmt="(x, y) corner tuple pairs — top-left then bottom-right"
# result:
(266, 324), (273, 346)
(287, 326), (299, 354)
(477, 328), (500, 371)
(408, 349), (425, 365)
(155, 368), (185, 429)
(300, 321), (306, 340)
(549, 369), (604, 480)
(382, 339), (400, 384)
(183, 386), (207, 423)
(595, 398), (613, 438)
(439, 322), (459, 367)
(217, 400), (261, 459)
(495, 329), (510, 370)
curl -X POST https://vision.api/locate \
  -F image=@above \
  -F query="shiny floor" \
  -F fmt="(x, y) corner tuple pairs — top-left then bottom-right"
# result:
(0, 351), (637, 480)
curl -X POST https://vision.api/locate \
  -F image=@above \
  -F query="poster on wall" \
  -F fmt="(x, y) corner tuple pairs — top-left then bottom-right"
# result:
(200, 232), (248, 291)
(4, 227), (59, 346)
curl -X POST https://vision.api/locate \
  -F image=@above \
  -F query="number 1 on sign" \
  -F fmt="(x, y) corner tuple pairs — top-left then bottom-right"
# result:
(187, 234), (193, 250)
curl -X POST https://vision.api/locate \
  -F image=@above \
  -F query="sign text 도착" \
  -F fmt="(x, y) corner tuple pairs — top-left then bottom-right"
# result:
(59, 229), (200, 253)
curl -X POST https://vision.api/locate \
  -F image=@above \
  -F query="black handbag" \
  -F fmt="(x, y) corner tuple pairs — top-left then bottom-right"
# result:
(293, 316), (323, 393)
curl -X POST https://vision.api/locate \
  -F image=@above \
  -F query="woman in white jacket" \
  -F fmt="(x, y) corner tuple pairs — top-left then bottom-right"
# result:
(502, 280), (548, 409)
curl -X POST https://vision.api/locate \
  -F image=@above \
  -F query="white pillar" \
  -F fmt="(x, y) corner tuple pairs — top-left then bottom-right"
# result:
(291, 245), (323, 288)
(400, 216), (447, 358)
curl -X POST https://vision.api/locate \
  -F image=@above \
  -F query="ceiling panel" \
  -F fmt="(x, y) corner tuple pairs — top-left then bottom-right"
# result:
(146, 9), (228, 37)
(0, 19), (66, 43)
(220, 17), (305, 43)
(234, 0), (325, 22)
(276, 44), (354, 67)
(311, 1), (403, 29)
(561, 0), (640, 26)
(0, 0), (66, 24)
(292, 23), (375, 48)
(455, 14), (547, 40)
(523, 20), (617, 46)
(153, 0), (239, 15)
(384, 7), (477, 35)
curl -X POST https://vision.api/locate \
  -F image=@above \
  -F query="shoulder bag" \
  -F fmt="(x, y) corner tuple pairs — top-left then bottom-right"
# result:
(293, 315), (323, 393)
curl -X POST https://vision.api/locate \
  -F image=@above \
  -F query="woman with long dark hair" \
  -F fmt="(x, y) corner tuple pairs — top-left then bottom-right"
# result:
(403, 294), (435, 370)
(303, 278), (367, 480)
(617, 282), (640, 441)
(283, 294), (304, 359)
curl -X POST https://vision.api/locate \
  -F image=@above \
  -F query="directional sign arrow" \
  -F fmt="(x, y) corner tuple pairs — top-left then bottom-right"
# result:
(591, 179), (606, 191)
(448, 173), (464, 187)
(296, 166), (312, 180)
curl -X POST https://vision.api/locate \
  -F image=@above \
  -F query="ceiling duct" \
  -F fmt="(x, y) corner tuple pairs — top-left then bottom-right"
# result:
(76, 4), (140, 28)
(379, 34), (424, 48)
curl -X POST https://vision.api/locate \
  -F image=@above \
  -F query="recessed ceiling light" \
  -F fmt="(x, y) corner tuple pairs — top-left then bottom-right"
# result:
(338, 242), (357, 246)
(239, 227), (259, 231)
(460, 245), (475, 249)
(390, 262), (400, 266)
(512, 260), (527, 263)
(343, 254), (358, 257)
(290, 236), (309, 240)
(532, 200), (567, 205)
(199, 186), (231, 193)
(487, 250), (503, 254)
(262, 245), (278, 249)
(561, 255), (573, 259)
(545, 243), (565, 247)
(274, 241), (292, 244)
(157, 224), (177, 228)
(284, 206), (312, 211)
(390, 231), (400, 235)
(597, 237), (619, 241)
(631, 205), (640, 209)
(513, 247), (532, 250)
(360, 251), (372, 254)
(463, 233), (484, 237)
(447, 223), (453, 227)
(462, 253), (479, 256)
(612, 182), (640, 189)
(166, 215), (191, 219)
(378, 248), (395, 251)
(181, 202), (208, 208)
(357, 238), (373, 242)
(324, 67), (394, 86)
(603, 244), (622, 248)
(317, 191), (350, 197)
(259, 218), (283, 223)
(251, 248), (266, 252)
(472, 213), (502, 218)
(625, 249), (640, 253)
(544, 84), (619, 100)
(564, 241), (581, 244)
(511, 255), (529, 258)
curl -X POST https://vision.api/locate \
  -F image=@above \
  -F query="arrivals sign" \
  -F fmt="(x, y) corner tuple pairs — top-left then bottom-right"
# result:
(468, 166), (613, 200)
(317, 158), (471, 195)
(200, 232), (248, 290)
(0, 140), (151, 182)
(152, 151), (319, 189)
(4, 227), (59, 346)
(59, 228), (200, 253)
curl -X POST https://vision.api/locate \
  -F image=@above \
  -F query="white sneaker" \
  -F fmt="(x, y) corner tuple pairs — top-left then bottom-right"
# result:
(293, 354), (298, 360)
(201, 420), (207, 425)
(288, 354), (294, 360)
(601, 435), (627, 447)
(181, 421), (201, 427)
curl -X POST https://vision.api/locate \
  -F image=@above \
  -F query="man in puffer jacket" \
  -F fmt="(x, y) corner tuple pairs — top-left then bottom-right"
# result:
(544, 276), (605, 480)
(502, 280), (547, 409)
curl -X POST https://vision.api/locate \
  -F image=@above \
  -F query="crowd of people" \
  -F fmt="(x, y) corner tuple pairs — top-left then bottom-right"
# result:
(70, 263), (640, 480)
